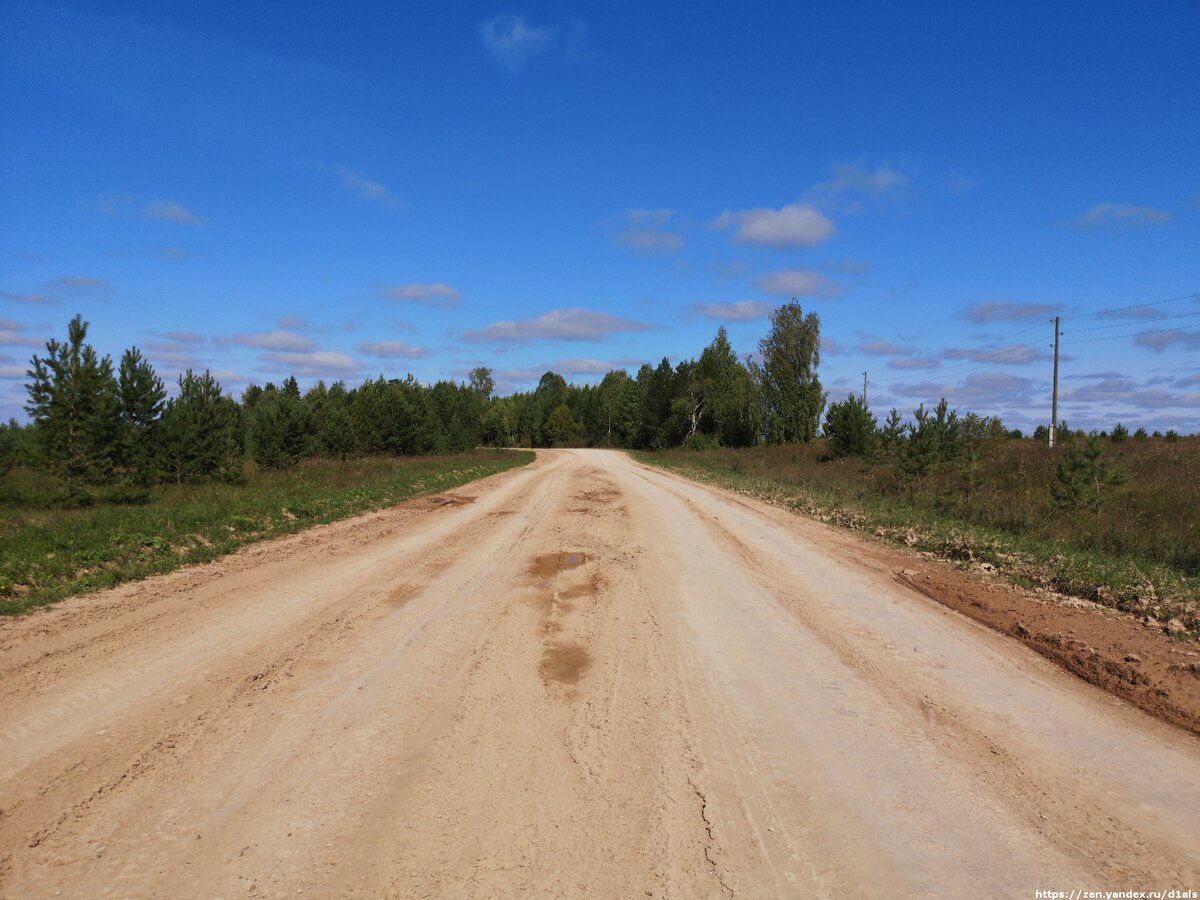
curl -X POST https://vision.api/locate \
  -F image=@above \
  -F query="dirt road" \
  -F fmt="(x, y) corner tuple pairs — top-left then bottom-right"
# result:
(2, 449), (1198, 898)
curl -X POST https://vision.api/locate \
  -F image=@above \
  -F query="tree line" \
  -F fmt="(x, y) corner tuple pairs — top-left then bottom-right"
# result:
(1, 304), (824, 488)
(1, 303), (1175, 496)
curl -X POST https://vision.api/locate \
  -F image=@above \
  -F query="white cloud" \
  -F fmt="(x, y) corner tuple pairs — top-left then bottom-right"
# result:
(892, 372), (1038, 408)
(691, 301), (775, 322)
(379, 282), (461, 309)
(497, 356), (642, 383)
(463, 307), (653, 343)
(615, 209), (683, 255)
(142, 200), (206, 226)
(47, 275), (113, 294)
(617, 229), (683, 254)
(807, 161), (909, 211)
(228, 330), (315, 352)
(479, 14), (556, 71)
(309, 162), (398, 207)
(755, 268), (843, 298)
(859, 340), (915, 357)
(964, 301), (1061, 323)
(260, 350), (361, 377)
(154, 330), (206, 345)
(713, 203), (834, 248)
(1134, 328), (1200, 352)
(821, 336), (844, 356)
(942, 344), (1050, 364)
(1, 291), (58, 305)
(0, 320), (46, 348)
(888, 357), (940, 370)
(358, 340), (429, 359)
(625, 209), (674, 226)
(1063, 374), (1198, 410)
(1075, 202), (1172, 230)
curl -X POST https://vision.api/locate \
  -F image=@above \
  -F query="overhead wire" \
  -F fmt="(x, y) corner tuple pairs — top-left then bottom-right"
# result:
(1062, 322), (1200, 347)
(1060, 291), (1200, 321)
(1063, 309), (1200, 335)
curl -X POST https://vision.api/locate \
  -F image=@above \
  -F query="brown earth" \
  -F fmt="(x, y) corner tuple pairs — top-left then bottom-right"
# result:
(1, 449), (1198, 898)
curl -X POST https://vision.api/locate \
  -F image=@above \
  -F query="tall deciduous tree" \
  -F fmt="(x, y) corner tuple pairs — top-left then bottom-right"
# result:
(25, 314), (120, 484)
(753, 301), (824, 443)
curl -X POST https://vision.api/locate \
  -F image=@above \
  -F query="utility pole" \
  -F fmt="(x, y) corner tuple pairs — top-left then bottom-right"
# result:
(1049, 316), (1060, 448)
(862, 371), (868, 406)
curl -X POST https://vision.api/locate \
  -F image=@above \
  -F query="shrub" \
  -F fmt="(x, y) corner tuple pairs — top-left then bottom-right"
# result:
(823, 394), (877, 458)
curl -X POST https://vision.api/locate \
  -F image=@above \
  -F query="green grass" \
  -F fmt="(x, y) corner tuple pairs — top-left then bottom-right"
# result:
(634, 439), (1200, 635)
(0, 450), (533, 616)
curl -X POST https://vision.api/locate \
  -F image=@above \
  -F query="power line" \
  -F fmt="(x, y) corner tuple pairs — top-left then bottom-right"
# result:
(1064, 309), (1200, 335)
(1061, 291), (1200, 321)
(928, 341), (1048, 379)
(1062, 322), (1200, 346)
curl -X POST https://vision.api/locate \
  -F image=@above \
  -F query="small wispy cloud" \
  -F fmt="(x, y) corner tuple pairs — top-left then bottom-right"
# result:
(891, 371), (1038, 408)
(860, 340), (915, 357)
(712, 204), (834, 248)
(379, 282), (461, 309)
(227, 330), (315, 352)
(755, 268), (843, 298)
(358, 340), (429, 359)
(142, 200), (206, 226)
(807, 160), (909, 212)
(309, 162), (399, 208)
(618, 232), (682, 255)
(943, 344), (1049, 365)
(479, 13), (557, 71)
(1075, 202), (1171, 230)
(615, 209), (683, 254)
(0, 319), (47, 348)
(463, 307), (653, 343)
(1134, 328), (1200, 352)
(1, 290), (58, 305)
(964, 301), (1061, 323)
(691, 301), (775, 322)
(888, 357), (940, 370)
(51, 275), (112, 291)
(497, 356), (641, 383)
(259, 350), (361, 378)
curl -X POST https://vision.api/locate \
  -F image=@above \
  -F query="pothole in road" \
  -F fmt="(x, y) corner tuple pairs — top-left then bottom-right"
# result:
(539, 640), (592, 685)
(527, 552), (589, 580)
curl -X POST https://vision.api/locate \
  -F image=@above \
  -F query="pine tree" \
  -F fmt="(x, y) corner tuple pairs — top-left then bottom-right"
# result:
(117, 347), (166, 484)
(900, 399), (962, 476)
(1050, 435), (1128, 512)
(879, 408), (906, 455)
(158, 370), (244, 482)
(823, 394), (877, 458)
(25, 314), (120, 485)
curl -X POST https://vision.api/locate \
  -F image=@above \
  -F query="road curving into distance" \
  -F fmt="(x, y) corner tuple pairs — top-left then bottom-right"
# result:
(1, 449), (1198, 897)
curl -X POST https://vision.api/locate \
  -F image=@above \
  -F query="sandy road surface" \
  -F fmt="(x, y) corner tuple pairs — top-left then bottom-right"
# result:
(1, 449), (1198, 898)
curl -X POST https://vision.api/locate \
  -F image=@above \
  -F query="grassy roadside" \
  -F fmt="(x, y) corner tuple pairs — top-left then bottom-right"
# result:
(0, 450), (534, 616)
(633, 446), (1200, 638)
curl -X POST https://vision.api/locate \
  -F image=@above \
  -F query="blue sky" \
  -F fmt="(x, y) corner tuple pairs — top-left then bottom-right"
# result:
(2, 0), (1198, 431)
